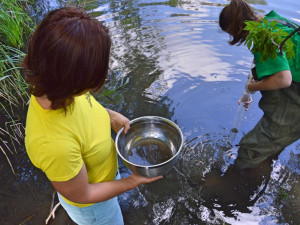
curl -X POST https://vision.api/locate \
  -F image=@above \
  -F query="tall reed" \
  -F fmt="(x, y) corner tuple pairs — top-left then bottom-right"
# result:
(0, 0), (33, 174)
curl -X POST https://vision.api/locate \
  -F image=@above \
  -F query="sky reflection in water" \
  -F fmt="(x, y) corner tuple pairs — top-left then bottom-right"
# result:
(92, 1), (300, 224)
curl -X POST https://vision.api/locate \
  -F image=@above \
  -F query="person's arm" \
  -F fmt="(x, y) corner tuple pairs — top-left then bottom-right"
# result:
(51, 163), (162, 204)
(247, 70), (292, 92)
(106, 109), (130, 133)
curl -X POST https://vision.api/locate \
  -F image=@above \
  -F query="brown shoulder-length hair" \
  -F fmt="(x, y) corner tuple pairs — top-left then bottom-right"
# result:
(23, 7), (111, 111)
(219, 0), (258, 45)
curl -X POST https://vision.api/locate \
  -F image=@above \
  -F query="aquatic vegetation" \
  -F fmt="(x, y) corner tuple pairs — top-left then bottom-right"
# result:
(278, 187), (289, 200)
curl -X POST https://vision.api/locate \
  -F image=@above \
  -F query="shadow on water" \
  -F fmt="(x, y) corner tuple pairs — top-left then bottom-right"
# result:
(1, 0), (300, 224)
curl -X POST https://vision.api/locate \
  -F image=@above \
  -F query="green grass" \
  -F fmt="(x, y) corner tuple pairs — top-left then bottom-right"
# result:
(0, 0), (32, 105)
(0, 0), (33, 174)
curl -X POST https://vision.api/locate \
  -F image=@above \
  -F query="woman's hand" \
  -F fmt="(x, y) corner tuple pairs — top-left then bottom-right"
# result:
(107, 109), (130, 133)
(238, 73), (254, 110)
(127, 173), (163, 187)
(238, 92), (252, 110)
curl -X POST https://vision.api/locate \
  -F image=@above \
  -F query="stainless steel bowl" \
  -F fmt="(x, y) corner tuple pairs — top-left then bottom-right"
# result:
(115, 116), (183, 177)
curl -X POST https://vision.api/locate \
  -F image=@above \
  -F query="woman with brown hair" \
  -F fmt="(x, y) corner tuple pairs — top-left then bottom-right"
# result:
(219, 0), (300, 169)
(23, 7), (162, 225)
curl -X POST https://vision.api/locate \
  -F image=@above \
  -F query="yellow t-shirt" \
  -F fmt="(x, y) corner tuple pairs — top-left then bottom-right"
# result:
(25, 94), (118, 207)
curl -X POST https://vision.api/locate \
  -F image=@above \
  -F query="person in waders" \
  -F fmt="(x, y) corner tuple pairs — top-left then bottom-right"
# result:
(23, 7), (162, 225)
(219, 0), (300, 169)
(199, 0), (300, 216)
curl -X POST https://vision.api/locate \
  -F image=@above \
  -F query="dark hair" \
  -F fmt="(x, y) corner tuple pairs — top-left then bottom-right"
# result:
(23, 7), (111, 111)
(219, 0), (258, 45)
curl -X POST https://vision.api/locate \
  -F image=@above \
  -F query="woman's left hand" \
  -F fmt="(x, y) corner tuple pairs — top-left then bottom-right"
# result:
(107, 109), (130, 133)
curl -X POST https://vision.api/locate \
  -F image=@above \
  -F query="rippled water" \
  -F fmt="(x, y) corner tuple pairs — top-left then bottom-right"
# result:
(94, 1), (300, 223)
(3, 0), (300, 224)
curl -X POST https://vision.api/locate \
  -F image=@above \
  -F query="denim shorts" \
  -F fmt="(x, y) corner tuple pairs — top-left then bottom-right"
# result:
(58, 172), (124, 225)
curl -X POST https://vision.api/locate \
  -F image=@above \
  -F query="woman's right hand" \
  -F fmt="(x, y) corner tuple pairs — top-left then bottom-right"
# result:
(128, 173), (163, 187)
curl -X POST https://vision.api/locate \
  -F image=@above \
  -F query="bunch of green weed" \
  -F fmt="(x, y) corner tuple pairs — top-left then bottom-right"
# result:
(244, 19), (295, 61)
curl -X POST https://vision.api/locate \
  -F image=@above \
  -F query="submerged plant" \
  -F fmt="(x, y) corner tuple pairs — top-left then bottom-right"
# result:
(278, 187), (290, 200)
(244, 19), (295, 61)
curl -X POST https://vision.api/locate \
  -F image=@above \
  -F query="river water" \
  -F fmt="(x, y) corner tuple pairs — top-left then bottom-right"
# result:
(1, 0), (300, 224)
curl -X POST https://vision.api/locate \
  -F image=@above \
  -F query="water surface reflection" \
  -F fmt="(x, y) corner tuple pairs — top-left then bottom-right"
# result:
(95, 0), (300, 224)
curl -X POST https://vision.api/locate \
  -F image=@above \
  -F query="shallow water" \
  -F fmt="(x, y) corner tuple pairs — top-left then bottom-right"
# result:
(2, 0), (300, 224)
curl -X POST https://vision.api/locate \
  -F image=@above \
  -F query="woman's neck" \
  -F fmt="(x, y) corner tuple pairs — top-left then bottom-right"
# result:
(35, 95), (52, 110)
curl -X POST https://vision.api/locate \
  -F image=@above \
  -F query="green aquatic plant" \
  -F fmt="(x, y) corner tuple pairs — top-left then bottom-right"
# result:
(278, 187), (289, 200)
(244, 19), (295, 61)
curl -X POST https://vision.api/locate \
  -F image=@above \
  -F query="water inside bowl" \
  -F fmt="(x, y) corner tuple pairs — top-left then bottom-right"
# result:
(125, 138), (173, 166)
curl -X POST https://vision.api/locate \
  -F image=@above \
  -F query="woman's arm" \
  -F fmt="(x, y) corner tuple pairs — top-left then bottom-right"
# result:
(247, 70), (292, 92)
(51, 163), (162, 204)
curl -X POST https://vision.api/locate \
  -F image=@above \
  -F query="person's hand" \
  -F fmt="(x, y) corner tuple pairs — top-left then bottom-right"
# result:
(238, 73), (255, 110)
(107, 109), (130, 133)
(238, 91), (252, 110)
(128, 173), (163, 187)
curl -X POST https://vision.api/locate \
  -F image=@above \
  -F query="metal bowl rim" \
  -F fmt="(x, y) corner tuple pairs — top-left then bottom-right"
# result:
(115, 116), (184, 168)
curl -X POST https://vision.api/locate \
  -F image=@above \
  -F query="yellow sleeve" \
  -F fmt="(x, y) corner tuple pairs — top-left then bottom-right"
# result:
(37, 139), (83, 182)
